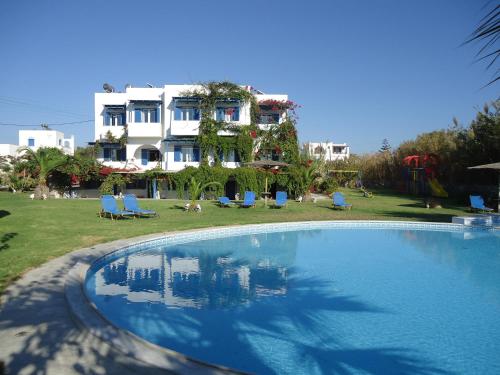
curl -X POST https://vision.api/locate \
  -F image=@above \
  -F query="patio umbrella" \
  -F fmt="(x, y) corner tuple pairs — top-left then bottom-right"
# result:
(245, 160), (290, 205)
(468, 162), (500, 211)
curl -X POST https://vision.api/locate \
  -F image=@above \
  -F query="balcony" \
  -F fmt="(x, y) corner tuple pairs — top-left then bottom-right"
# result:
(170, 120), (200, 136)
(128, 123), (162, 138)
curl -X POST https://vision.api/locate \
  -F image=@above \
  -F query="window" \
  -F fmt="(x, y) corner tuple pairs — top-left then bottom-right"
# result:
(333, 147), (344, 153)
(103, 147), (126, 161)
(104, 109), (126, 126)
(218, 149), (240, 163)
(28, 138), (35, 147)
(259, 113), (280, 124)
(174, 106), (200, 121)
(148, 150), (160, 162)
(140, 149), (161, 165)
(134, 107), (159, 123)
(215, 106), (239, 122)
(314, 146), (325, 154)
(173, 145), (200, 162)
(58, 139), (62, 146)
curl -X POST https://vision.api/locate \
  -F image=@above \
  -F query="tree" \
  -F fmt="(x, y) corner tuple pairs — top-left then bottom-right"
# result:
(187, 177), (222, 211)
(379, 138), (391, 153)
(0, 155), (36, 192)
(465, 3), (500, 85)
(19, 147), (68, 199)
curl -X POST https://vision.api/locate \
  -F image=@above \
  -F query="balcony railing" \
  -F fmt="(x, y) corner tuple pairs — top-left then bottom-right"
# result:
(128, 123), (162, 138)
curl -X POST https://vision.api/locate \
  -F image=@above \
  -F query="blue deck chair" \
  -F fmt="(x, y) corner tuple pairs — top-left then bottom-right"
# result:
(100, 195), (135, 220)
(218, 196), (233, 207)
(274, 191), (288, 208)
(123, 194), (157, 217)
(469, 195), (493, 212)
(333, 192), (352, 210)
(240, 191), (256, 208)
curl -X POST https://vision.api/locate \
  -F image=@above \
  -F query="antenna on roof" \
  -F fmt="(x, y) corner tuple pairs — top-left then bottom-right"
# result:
(146, 83), (153, 88)
(41, 123), (50, 130)
(103, 83), (115, 93)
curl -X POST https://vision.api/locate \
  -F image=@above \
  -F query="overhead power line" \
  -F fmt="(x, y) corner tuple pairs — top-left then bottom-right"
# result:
(0, 120), (94, 127)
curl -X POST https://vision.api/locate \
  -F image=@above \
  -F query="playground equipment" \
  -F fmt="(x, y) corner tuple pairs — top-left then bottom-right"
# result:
(402, 154), (448, 198)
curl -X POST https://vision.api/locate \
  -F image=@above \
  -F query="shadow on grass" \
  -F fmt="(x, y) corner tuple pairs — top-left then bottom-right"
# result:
(0, 210), (10, 219)
(170, 204), (187, 210)
(0, 233), (17, 252)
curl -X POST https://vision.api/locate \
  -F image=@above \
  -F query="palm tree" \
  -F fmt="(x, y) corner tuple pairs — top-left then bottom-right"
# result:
(466, 3), (500, 86)
(20, 147), (68, 199)
(187, 177), (222, 211)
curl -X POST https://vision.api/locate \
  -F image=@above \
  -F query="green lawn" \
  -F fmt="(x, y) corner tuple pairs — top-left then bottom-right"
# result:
(0, 189), (468, 294)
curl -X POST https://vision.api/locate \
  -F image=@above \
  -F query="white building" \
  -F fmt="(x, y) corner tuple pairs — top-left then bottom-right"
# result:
(0, 144), (20, 158)
(18, 129), (75, 155)
(93, 84), (288, 172)
(304, 142), (350, 161)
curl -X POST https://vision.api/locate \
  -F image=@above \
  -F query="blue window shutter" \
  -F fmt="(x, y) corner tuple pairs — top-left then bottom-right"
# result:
(28, 138), (35, 147)
(120, 113), (126, 125)
(103, 148), (110, 161)
(135, 109), (142, 122)
(156, 106), (160, 123)
(232, 107), (240, 121)
(193, 147), (200, 162)
(174, 146), (181, 162)
(150, 109), (157, 123)
(104, 112), (110, 126)
(193, 108), (200, 120)
(141, 149), (148, 165)
(235, 150), (240, 162)
(174, 107), (182, 120)
(216, 107), (224, 121)
(218, 150), (224, 161)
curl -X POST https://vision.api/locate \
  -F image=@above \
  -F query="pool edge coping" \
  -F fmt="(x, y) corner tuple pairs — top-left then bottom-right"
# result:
(64, 220), (487, 374)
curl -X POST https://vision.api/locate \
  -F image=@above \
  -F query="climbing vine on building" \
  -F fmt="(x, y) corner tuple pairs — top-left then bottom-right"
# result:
(181, 81), (256, 164)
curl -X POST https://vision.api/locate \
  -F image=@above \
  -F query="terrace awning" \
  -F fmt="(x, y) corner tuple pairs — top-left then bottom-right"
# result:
(129, 100), (162, 105)
(163, 137), (197, 145)
(468, 161), (500, 212)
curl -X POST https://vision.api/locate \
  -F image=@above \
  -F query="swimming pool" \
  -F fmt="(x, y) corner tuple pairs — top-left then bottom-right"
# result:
(84, 222), (500, 374)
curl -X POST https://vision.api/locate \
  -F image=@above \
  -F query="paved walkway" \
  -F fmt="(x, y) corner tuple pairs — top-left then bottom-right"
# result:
(0, 237), (172, 375)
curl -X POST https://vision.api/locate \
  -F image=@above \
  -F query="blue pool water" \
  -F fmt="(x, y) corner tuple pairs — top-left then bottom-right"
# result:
(85, 225), (500, 374)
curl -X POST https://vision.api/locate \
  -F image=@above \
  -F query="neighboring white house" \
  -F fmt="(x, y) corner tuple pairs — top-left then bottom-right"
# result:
(93, 84), (288, 172)
(0, 144), (20, 158)
(303, 142), (350, 161)
(18, 129), (75, 155)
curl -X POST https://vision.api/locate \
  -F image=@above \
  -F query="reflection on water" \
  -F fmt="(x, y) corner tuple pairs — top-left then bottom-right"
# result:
(93, 232), (299, 309)
(398, 229), (500, 303)
(86, 228), (500, 375)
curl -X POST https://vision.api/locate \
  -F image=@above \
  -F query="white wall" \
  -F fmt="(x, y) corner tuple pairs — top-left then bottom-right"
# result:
(0, 144), (20, 158)
(306, 142), (350, 161)
(18, 130), (75, 155)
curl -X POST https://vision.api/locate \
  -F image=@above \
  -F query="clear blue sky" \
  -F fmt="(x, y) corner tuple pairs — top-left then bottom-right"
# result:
(0, 0), (497, 153)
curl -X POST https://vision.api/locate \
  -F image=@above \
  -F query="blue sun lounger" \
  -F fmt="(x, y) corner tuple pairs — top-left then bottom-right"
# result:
(469, 195), (493, 212)
(218, 196), (233, 207)
(123, 194), (157, 216)
(333, 192), (352, 210)
(240, 191), (256, 208)
(274, 191), (288, 208)
(100, 195), (135, 220)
